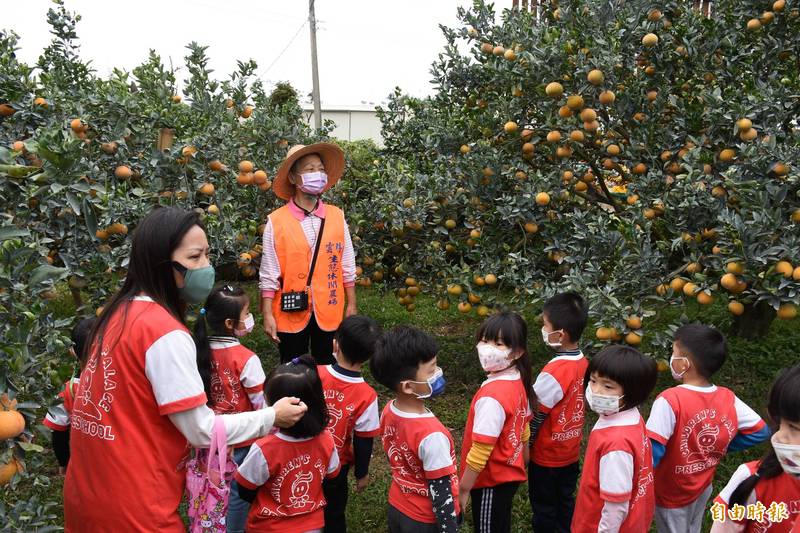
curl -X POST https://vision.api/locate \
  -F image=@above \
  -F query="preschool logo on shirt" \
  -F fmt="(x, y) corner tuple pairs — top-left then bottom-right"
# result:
(676, 408), (735, 474)
(384, 424), (428, 496)
(262, 453), (326, 517)
(553, 377), (585, 441)
(209, 360), (240, 412)
(72, 346), (117, 441)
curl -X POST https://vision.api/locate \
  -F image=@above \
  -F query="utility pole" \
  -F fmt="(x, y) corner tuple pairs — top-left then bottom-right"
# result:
(309, 0), (322, 130)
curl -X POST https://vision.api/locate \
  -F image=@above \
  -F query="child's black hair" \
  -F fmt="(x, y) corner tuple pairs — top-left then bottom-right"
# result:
(194, 285), (249, 405)
(370, 326), (438, 392)
(335, 314), (382, 366)
(542, 292), (588, 344)
(674, 323), (727, 379)
(729, 364), (800, 507)
(585, 345), (657, 410)
(476, 311), (536, 412)
(265, 354), (329, 439)
(71, 317), (96, 367)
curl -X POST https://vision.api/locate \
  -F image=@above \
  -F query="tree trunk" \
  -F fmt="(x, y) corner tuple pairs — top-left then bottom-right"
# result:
(70, 286), (83, 311)
(730, 300), (776, 339)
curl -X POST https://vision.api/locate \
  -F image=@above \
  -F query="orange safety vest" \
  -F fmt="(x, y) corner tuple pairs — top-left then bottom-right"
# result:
(270, 203), (346, 333)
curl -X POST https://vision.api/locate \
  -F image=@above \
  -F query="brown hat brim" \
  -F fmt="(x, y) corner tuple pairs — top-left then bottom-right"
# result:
(273, 143), (345, 201)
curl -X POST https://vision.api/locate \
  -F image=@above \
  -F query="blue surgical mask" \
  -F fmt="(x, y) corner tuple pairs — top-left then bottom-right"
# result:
(408, 367), (446, 399)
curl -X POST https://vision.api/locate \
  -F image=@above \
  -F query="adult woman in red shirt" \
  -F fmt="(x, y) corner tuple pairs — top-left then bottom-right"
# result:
(63, 207), (306, 532)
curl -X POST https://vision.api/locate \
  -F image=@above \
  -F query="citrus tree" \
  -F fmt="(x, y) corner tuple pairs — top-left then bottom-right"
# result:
(347, 0), (799, 346)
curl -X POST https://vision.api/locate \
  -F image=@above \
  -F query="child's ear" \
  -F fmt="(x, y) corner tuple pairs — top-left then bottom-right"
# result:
(224, 317), (235, 331)
(398, 380), (415, 396)
(332, 338), (339, 355)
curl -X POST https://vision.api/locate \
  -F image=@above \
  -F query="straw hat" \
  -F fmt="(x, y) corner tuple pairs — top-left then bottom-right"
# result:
(273, 143), (345, 201)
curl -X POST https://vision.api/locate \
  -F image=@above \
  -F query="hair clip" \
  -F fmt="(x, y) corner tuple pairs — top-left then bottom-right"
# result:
(223, 285), (235, 292)
(291, 357), (300, 365)
(199, 308), (207, 315)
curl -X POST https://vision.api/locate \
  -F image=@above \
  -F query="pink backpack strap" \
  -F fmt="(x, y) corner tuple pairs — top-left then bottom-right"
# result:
(207, 416), (227, 486)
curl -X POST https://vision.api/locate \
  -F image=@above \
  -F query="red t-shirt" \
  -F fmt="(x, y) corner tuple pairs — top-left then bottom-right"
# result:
(318, 364), (380, 465)
(380, 400), (461, 524)
(647, 384), (766, 508)
(714, 460), (800, 533)
(235, 430), (340, 532)
(43, 377), (80, 431)
(532, 351), (588, 467)
(572, 408), (655, 533)
(460, 369), (531, 488)
(63, 296), (208, 532)
(208, 339), (265, 416)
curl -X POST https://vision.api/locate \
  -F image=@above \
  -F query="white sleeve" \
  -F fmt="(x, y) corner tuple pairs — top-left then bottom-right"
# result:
(716, 463), (757, 506)
(258, 218), (281, 293)
(240, 355), (266, 389)
(646, 396), (676, 443)
(418, 432), (454, 473)
(237, 444), (270, 487)
(45, 403), (70, 430)
(327, 447), (341, 474)
(168, 404), (276, 447)
(599, 500), (629, 532)
(599, 451), (634, 500)
(354, 397), (380, 434)
(533, 371), (564, 410)
(733, 396), (764, 432)
(472, 396), (506, 439)
(144, 330), (206, 415)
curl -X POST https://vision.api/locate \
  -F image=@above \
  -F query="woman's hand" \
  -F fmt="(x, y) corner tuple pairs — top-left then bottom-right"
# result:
(345, 303), (358, 318)
(272, 396), (308, 428)
(263, 312), (280, 343)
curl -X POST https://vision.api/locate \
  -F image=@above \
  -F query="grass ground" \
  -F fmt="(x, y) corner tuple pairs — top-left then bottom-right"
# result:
(10, 284), (798, 532)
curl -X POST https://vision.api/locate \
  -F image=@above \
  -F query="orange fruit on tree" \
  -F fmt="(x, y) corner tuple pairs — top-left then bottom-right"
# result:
(547, 130), (562, 143)
(0, 410), (25, 440)
(656, 283), (668, 296)
(719, 149), (735, 162)
(33, 97), (48, 107)
(625, 332), (642, 345)
(476, 305), (490, 317)
(720, 273), (739, 291)
(524, 222), (538, 234)
(468, 293), (481, 304)
(198, 183), (215, 196)
(535, 192), (551, 206)
(0, 459), (20, 486)
(596, 327), (612, 341)
(458, 302), (472, 313)
(774, 0), (785, 11)
(405, 277), (417, 287)
(460, 144), (470, 154)
(101, 141), (118, 154)
(736, 118), (753, 132)
(793, 266), (800, 281)
(632, 163), (647, 175)
(642, 33), (659, 47)
(238, 160), (254, 173)
(558, 105), (573, 118)
(492, 45), (505, 56)
(746, 18), (762, 31)
(792, 210), (800, 223)
(253, 170), (268, 185)
(114, 165), (132, 179)
(587, 69), (604, 85)
(11, 141), (24, 152)
(599, 90), (615, 105)
(436, 299), (450, 311)
(241, 105), (254, 118)
(579, 108), (597, 122)
(682, 282), (698, 296)
(775, 261), (794, 278)
(209, 160), (225, 172)
(545, 82), (564, 97)
(728, 301), (745, 316)
(484, 273), (498, 286)
(670, 277), (687, 292)
(95, 229), (109, 240)
(740, 128), (758, 142)
(606, 144), (620, 156)
(70, 118), (85, 132)
(647, 90), (658, 102)
(686, 262), (702, 274)
(696, 291), (715, 305)
(777, 303), (797, 320)
(504, 121), (519, 134)
(569, 130), (585, 142)
(474, 275), (486, 286)
(656, 359), (669, 372)
(726, 261), (745, 275)
(447, 284), (463, 296)
(237, 172), (254, 185)
(0, 104), (15, 117)
(566, 95), (584, 110)
(522, 143), (535, 155)
(207, 204), (219, 215)
(626, 316), (642, 330)
(575, 181), (588, 192)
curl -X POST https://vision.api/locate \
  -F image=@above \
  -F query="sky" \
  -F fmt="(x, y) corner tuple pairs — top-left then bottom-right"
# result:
(3, 0), (479, 107)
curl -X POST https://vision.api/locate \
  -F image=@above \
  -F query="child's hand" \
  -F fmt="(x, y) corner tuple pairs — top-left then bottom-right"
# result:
(272, 396), (308, 428)
(354, 475), (369, 493)
(458, 492), (470, 513)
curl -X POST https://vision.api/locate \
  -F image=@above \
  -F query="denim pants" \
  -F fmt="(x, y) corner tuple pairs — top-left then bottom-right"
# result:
(226, 446), (251, 533)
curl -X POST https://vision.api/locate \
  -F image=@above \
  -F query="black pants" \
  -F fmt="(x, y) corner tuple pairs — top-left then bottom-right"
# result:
(528, 460), (580, 533)
(277, 313), (336, 365)
(322, 464), (350, 533)
(387, 504), (441, 533)
(470, 481), (520, 533)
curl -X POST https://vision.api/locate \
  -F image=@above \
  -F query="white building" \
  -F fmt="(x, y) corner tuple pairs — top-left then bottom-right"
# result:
(302, 104), (383, 146)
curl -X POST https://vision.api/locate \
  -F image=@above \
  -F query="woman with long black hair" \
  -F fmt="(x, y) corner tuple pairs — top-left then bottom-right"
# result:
(63, 207), (307, 532)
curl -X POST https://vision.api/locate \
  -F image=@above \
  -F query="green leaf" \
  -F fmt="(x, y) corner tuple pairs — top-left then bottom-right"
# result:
(83, 197), (97, 237)
(29, 265), (68, 286)
(66, 192), (81, 215)
(0, 227), (30, 241)
(17, 441), (44, 453)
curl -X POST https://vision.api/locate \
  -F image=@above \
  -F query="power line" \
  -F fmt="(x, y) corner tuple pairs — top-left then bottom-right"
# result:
(258, 19), (308, 78)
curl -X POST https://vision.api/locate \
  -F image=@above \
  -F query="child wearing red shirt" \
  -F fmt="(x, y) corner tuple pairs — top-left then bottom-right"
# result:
(319, 315), (382, 533)
(370, 326), (460, 533)
(194, 285), (267, 533)
(572, 345), (658, 533)
(44, 317), (94, 473)
(236, 355), (340, 533)
(459, 312), (533, 533)
(529, 292), (589, 532)
(647, 324), (769, 533)
(711, 364), (800, 533)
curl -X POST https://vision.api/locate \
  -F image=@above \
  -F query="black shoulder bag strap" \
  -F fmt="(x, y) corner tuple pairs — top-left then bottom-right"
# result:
(306, 217), (326, 289)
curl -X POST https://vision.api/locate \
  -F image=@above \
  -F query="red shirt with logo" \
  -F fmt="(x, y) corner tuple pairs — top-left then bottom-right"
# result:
(647, 384), (766, 508)
(235, 430), (340, 532)
(460, 368), (531, 488)
(208, 338), (265, 415)
(714, 460), (800, 533)
(380, 400), (461, 524)
(318, 364), (380, 465)
(572, 408), (655, 533)
(63, 296), (208, 532)
(43, 377), (80, 431)
(532, 351), (588, 467)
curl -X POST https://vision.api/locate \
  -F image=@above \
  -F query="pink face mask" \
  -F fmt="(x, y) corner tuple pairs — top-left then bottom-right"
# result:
(298, 171), (328, 195)
(476, 342), (513, 373)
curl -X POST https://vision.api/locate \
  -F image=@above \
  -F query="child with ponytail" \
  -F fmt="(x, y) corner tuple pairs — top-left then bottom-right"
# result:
(459, 311), (534, 532)
(711, 364), (800, 532)
(194, 284), (267, 533)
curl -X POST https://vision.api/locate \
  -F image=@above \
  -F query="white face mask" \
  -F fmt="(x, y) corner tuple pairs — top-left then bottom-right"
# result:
(541, 327), (563, 348)
(234, 313), (255, 337)
(772, 434), (800, 479)
(476, 342), (513, 373)
(585, 384), (624, 416)
(670, 355), (690, 381)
